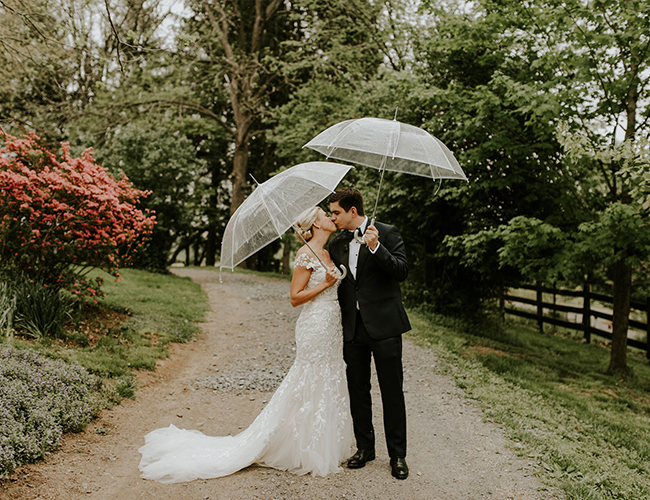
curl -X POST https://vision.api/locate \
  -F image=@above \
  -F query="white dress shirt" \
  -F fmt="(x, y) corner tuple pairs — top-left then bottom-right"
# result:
(348, 217), (380, 279)
(348, 218), (365, 279)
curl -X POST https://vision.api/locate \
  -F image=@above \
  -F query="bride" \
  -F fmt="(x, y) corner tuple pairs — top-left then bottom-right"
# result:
(138, 207), (353, 483)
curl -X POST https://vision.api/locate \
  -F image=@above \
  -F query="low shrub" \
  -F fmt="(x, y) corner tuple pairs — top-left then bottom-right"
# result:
(0, 346), (99, 477)
(13, 279), (74, 339)
(0, 277), (76, 340)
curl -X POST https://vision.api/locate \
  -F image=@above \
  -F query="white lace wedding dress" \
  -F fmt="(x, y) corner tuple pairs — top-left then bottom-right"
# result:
(138, 254), (353, 483)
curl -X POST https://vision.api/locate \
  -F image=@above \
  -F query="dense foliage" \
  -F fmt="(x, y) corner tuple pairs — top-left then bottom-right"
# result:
(98, 124), (212, 270)
(0, 131), (155, 296)
(444, 0), (650, 373)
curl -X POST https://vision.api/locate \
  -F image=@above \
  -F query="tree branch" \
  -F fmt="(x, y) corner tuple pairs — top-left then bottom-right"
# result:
(561, 4), (619, 125)
(103, 0), (125, 75)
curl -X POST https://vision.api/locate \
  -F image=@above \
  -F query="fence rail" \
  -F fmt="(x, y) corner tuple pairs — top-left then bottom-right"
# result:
(503, 282), (650, 358)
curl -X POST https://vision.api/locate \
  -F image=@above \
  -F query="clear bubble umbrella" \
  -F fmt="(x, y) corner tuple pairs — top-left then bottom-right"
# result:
(220, 161), (353, 279)
(304, 116), (467, 241)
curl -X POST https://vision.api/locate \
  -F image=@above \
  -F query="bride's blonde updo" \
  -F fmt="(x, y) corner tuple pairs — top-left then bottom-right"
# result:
(293, 207), (319, 242)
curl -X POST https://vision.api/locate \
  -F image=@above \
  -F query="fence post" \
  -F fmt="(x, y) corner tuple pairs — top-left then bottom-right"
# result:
(498, 284), (505, 335)
(583, 280), (591, 344)
(646, 297), (650, 360)
(536, 281), (543, 333)
(551, 287), (558, 334)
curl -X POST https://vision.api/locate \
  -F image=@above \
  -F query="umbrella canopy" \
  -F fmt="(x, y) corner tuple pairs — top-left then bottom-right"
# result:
(304, 117), (467, 181)
(220, 161), (353, 272)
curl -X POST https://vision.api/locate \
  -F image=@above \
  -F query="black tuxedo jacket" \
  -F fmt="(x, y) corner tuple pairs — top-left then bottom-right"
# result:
(329, 221), (411, 341)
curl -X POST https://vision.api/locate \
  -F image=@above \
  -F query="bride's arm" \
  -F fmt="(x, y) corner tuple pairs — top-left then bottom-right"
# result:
(290, 264), (337, 307)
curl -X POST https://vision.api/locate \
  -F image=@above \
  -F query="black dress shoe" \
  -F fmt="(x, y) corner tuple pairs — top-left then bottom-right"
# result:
(347, 449), (376, 469)
(390, 457), (409, 479)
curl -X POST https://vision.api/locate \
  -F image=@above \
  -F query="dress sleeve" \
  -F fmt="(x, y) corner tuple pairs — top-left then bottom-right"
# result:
(294, 253), (317, 270)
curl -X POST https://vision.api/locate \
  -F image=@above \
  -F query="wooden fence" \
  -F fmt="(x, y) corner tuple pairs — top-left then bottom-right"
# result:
(503, 282), (650, 358)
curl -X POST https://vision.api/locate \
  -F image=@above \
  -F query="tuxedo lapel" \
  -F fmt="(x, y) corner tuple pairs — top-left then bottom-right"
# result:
(341, 240), (355, 284)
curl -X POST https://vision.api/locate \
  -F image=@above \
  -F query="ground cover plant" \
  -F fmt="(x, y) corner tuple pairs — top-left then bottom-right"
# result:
(408, 309), (650, 500)
(0, 347), (98, 477)
(0, 268), (208, 478)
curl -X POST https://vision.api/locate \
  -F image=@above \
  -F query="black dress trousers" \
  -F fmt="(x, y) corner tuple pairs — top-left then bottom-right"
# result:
(343, 310), (407, 458)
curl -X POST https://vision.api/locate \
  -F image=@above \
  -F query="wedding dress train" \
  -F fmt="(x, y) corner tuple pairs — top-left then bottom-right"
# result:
(138, 254), (353, 483)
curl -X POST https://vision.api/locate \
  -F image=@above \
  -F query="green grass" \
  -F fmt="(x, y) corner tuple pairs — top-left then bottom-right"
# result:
(2, 268), (209, 404)
(64, 268), (209, 378)
(407, 310), (650, 500)
(100, 268), (209, 320)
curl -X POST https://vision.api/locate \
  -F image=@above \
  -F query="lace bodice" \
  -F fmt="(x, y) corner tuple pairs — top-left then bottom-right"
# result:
(293, 253), (341, 302)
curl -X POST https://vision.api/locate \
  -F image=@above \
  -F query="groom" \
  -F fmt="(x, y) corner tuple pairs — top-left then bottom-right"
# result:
(328, 187), (411, 480)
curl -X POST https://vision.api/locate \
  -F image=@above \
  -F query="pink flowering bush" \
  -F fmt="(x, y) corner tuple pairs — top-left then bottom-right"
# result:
(0, 131), (156, 297)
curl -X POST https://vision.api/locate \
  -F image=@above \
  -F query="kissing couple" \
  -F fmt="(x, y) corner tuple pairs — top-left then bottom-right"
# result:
(139, 187), (411, 483)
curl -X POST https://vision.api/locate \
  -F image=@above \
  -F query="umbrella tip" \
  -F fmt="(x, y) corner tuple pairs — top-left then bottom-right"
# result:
(393, 107), (399, 121)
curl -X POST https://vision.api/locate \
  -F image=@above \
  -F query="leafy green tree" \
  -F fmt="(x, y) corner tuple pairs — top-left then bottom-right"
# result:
(0, 0), (167, 142)
(139, 0), (295, 217)
(170, 0), (393, 216)
(479, 0), (650, 375)
(98, 123), (210, 270)
(353, 2), (571, 316)
(271, 0), (416, 163)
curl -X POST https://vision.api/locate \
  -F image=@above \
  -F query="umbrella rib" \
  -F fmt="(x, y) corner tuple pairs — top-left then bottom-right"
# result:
(391, 120), (401, 159)
(325, 122), (355, 157)
(231, 225), (235, 268)
(256, 183), (286, 238)
(410, 132), (448, 177)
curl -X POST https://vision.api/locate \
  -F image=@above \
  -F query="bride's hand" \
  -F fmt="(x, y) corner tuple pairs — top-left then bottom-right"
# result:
(324, 266), (339, 287)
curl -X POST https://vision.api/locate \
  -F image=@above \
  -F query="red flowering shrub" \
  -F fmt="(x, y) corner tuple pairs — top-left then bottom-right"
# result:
(0, 131), (156, 297)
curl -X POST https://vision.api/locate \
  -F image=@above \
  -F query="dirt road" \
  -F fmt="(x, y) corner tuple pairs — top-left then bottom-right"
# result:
(1, 269), (563, 500)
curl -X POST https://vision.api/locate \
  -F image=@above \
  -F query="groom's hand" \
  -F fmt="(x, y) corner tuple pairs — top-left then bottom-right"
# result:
(364, 225), (379, 251)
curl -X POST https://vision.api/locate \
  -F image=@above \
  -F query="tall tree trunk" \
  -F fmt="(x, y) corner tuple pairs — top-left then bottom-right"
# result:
(607, 68), (638, 376)
(169, 239), (187, 266)
(625, 62), (638, 142)
(184, 242), (191, 267)
(230, 135), (250, 216)
(281, 239), (291, 274)
(609, 258), (632, 376)
(202, 0), (282, 217)
(205, 162), (222, 267)
(205, 226), (217, 267)
(193, 233), (203, 266)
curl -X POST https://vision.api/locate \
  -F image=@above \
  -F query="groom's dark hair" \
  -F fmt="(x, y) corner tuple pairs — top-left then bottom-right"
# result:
(329, 187), (365, 216)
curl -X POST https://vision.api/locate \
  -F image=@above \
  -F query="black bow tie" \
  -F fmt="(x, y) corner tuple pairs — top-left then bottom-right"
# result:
(341, 230), (355, 242)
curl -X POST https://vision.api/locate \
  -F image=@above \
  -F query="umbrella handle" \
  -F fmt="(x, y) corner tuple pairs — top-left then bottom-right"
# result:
(353, 217), (376, 245)
(339, 264), (347, 279)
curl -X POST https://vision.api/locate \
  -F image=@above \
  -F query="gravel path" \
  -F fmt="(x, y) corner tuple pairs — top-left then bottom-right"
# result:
(1, 268), (563, 500)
